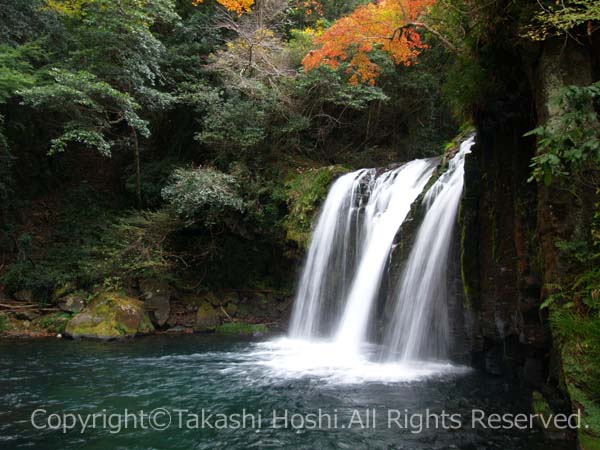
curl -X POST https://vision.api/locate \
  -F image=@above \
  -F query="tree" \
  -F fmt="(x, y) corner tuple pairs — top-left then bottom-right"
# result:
(302, 0), (436, 85)
(34, 0), (180, 206)
(193, 0), (255, 14)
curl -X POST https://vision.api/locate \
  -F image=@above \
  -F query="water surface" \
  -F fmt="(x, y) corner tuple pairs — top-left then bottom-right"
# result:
(0, 335), (573, 449)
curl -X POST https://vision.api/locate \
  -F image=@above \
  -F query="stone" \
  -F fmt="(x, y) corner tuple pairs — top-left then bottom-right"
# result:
(139, 279), (171, 327)
(14, 290), (33, 302)
(15, 310), (39, 321)
(194, 303), (221, 332)
(52, 283), (76, 301)
(224, 303), (238, 317)
(57, 292), (86, 313)
(65, 292), (154, 340)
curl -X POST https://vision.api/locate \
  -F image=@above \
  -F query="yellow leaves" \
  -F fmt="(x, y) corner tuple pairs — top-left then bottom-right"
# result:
(192, 0), (255, 14)
(44, 0), (92, 17)
(302, 0), (436, 85)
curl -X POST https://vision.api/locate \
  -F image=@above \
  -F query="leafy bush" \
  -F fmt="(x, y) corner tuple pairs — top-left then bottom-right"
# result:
(38, 312), (71, 334)
(162, 167), (245, 227)
(527, 81), (600, 185)
(86, 210), (182, 287)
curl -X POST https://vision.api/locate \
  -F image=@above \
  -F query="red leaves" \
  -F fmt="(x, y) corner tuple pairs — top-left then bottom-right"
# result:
(302, 0), (435, 85)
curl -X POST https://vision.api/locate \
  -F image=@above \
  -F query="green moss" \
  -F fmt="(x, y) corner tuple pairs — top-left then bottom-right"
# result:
(215, 323), (268, 335)
(37, 312), (71, 334)
(284, 165), (350, 248)
(0, 313), (7, 333)
(65, 291), (154, 339)
(531, 391), (560, 432)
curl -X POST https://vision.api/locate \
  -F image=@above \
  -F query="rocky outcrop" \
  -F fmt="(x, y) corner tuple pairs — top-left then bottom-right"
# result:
(65, 292), (154, 340)
(57, 292), (86, 314)
(194, 303), (221, 332)
(139, 279), (171, 327)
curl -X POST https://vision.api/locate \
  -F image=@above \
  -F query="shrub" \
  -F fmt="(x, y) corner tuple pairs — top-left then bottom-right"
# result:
(162, 166), (245, 227)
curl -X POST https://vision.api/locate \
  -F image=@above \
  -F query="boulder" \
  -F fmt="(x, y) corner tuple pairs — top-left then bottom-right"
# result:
(139, 279), (171, 327)
(15, 310), (39, 321)
(52, 283), (76, 301)
(224, 303), (238, 317)
(194, 303), (221, 332)
(65, 292), (154, 340)
(14, 290), (33, 302)
(57, 292), (86, 314)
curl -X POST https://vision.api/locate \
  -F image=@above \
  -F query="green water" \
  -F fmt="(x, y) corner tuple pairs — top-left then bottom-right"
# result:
(0, 335), (574, 450)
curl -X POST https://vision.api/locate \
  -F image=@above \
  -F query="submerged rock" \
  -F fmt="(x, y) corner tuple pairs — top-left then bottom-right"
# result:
(65, 292), (154, 340)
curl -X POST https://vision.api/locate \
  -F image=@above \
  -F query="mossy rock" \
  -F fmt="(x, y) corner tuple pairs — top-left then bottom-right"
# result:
(194, 303), (221, 332)
(36, 312), (71, 334)
(65, 292), (154, 340)
(224, 303), (238, 317)
(183, 292), (223, 307)
(52, 282), (76, 301)
(215, 323), (268, 336)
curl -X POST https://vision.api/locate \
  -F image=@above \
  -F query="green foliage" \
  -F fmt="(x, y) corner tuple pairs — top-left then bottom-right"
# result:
(0, 115), (14, 215)
(441, 57), (487, 121)
(162, 166), (245, 227)
(0, 314), (7, 333)
(86, 210), (181, 287)
(195, 91), (270, 154)
(38, 312), (71, 333)
(523, 0), (600, 41)
(19, 69), (149, 155)
(527, 82), (600, 185)
(0, 187), (115, 299)
(0, 43), (38, 103)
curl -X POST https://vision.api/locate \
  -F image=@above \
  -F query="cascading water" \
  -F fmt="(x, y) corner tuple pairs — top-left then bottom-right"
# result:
(334, 160), (437, 352)
(286, 136), (473, 377)
(289, 160), (437, 343)
(384, 136), (474, 361)
(289, 169), (372, 338)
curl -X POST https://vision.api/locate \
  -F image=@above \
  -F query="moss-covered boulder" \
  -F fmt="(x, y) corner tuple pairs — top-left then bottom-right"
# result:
(65, 292), (154, 340)
(194, 303), (221, 332)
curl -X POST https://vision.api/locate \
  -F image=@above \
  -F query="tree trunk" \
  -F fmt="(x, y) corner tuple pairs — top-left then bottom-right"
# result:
(131, 127), (142, 207)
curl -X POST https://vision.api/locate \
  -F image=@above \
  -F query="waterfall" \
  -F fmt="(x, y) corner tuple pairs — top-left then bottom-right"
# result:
(333, 160), (437, 351)
(289, 169), (372, 338)
(384, 136), (474, 361)
(288, 136), (473, 366)
(289, 160), (437, 342)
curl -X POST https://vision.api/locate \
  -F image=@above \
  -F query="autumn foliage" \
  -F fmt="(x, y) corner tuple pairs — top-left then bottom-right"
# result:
(192, 0), (255, 14)
(302, 0), (435, 85)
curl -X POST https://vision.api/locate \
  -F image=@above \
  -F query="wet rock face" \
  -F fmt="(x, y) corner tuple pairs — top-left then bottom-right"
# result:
(139, 279), (171, 327)
(65, 292), (154, 340)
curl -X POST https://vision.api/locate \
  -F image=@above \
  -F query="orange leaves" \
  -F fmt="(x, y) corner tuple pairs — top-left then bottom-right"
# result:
(192, 0), (255, 14)
(302, 0), (435, 85)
